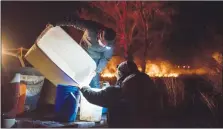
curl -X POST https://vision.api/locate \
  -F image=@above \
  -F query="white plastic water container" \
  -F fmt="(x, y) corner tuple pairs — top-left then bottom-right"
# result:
(80, 88), (103, 122)
(25, 25), (96, 87)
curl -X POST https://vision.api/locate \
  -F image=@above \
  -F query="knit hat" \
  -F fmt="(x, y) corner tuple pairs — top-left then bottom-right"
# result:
(117, 61), (139, 77)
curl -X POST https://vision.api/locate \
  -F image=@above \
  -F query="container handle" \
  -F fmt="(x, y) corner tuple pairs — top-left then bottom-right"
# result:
(69, 92), (76, 102)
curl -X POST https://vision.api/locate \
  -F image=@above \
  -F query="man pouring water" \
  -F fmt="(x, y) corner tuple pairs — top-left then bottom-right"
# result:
(52, 14), (116, 88)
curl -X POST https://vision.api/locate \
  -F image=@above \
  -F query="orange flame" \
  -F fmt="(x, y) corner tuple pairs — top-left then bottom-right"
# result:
(212, 52), (222, 65)
(100, 56), (210, 79)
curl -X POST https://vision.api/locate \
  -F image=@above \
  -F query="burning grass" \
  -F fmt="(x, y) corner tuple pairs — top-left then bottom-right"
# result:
(100, 52), (222, 127)
(206, 52), (223, 94)
(100, 57), (209, 79)
(101, 74), (223, 127)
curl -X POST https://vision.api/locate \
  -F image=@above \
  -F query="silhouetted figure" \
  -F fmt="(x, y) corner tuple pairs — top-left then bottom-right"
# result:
(79, 61), (162, 127)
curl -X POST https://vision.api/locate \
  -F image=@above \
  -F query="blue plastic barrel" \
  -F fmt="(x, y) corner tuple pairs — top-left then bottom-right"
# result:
(55, 84), (80, 122)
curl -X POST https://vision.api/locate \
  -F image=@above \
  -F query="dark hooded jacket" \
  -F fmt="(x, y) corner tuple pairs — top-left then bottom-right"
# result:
(80, 61), (161, 128)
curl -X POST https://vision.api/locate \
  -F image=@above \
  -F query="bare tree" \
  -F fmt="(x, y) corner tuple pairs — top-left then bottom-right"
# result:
(134, 1), (175, 72)
(77, 1), (175, 72)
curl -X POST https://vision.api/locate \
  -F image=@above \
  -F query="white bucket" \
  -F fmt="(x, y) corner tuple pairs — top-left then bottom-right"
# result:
(25, 25), (96, 87)
(79, 88), (103, 122)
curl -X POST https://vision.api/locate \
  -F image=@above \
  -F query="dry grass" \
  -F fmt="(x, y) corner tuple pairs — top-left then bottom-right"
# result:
(152, 73), (222, 127)
(100, 61), (222, 127)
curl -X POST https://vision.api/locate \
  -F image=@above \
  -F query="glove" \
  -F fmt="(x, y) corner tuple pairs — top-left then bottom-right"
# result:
(46, 23), (54, 28)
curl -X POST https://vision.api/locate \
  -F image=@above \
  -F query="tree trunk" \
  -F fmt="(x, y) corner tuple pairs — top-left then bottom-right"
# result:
(142, 32), (149, 73)
(139, 2), (148, 73)
(126, 50), (134, 61)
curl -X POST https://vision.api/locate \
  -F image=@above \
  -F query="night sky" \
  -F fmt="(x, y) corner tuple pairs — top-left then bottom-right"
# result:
(166, 2), (223, 64)
(2, 1), (223, 65)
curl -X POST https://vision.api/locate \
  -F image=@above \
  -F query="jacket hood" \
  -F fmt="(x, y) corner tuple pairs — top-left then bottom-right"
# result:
(116, 61), (139, 86)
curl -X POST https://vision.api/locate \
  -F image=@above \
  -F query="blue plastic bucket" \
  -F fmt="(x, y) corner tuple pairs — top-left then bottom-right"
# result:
(55, 84), (80, 122)
(102, 107), (108, 114)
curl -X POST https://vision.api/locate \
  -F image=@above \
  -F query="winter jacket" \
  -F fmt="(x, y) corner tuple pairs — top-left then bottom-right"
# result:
(56, 18), (115, 73)
(80, 72), (161, 128)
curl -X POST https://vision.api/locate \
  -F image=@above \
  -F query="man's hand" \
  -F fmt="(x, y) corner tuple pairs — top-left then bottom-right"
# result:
(89, 70), (97, 79)
(46, 23), (54, 28)
(91, 71), (97, 77)
(78, 85), (91, 89)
